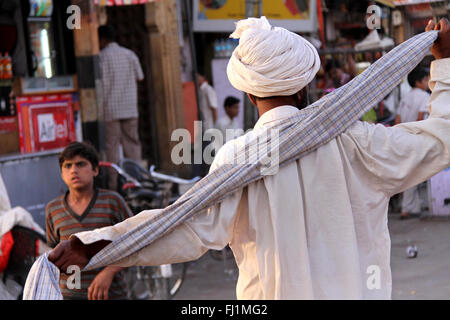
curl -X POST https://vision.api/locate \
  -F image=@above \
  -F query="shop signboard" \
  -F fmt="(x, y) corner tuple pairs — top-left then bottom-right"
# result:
(16, 94), (76, 153)
(29, 0), (53, 17)
(95, 0), (158, 5)
(394, 0), (444, 5)
(193, 0), (317, 32)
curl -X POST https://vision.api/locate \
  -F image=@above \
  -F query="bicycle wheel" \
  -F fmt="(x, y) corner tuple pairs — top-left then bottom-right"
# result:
(167, 263), (187, 298)
(148, 263), (187, 300)
(125, 266), (152, 300)
(126, 264), (187, 300)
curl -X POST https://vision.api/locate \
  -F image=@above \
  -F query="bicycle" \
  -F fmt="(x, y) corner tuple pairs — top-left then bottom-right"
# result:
(98, 159), (200, 300)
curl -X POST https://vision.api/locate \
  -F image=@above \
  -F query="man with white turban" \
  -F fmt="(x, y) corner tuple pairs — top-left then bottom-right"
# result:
(47, 18), (450, 300)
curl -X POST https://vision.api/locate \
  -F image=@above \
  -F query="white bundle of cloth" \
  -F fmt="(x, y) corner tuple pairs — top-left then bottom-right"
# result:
(0, 174), (45, 238)
(227, 16), (321, 97)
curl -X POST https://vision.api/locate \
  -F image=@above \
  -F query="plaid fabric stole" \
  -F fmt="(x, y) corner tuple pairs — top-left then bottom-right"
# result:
(84, 31), (438, 271)
(23, 252), (63, 300)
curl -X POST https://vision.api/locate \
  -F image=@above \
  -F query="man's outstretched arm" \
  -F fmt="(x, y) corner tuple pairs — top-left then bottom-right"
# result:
(344, 19), (450, 197)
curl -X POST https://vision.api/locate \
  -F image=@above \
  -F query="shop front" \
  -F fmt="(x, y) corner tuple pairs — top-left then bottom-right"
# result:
(0, 0), (80, 228)
(1, 0), (191, 228)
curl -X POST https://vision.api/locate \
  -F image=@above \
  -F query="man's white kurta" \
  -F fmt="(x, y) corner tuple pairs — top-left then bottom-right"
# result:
(75, 58), (450, 299)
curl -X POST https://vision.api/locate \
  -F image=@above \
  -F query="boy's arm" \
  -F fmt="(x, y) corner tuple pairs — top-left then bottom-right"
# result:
(45, 204), (59, 248)
(88, 265), (126, 300)
(417, 111), (425, 121)
(86, 193), (131, 300)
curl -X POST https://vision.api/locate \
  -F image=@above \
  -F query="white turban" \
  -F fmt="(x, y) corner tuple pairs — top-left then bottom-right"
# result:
(227, 16), (321, 98)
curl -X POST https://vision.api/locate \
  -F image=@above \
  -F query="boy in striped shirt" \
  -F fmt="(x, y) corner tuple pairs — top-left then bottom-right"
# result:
(45, 142), (132, 300)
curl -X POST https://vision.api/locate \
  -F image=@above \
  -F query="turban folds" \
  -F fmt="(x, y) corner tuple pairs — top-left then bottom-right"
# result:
(227, 16), (321, 98)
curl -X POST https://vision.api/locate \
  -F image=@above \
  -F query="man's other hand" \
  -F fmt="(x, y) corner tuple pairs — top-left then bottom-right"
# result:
(48, 237), (90, 274)
(426, 18), (450, 59)
(48, 237), (111, 273)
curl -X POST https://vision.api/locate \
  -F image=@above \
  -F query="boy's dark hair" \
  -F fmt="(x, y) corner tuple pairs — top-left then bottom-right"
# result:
(58, 142), (99, 170)
(224, 96), (240, 108)
(98, 25), (116, 42)
(407, 67), (429, 88)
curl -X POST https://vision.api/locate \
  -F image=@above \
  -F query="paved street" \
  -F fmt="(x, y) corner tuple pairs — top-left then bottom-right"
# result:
(175, 251), (238, 300)
(174, 213), (450, 300)
(390, 214), (450, 299)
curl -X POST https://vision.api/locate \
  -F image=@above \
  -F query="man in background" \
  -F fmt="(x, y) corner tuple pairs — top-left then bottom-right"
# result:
(98, 25), (144, 191)
(214, 96), (243, 153)
(394, 66), (431, 219)
(197, 72), (218, 132)
(195, 72), (219, 175)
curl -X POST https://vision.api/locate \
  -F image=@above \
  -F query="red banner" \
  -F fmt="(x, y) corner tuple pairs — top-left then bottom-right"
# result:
(0, 116), (17, 134)
(16, 94), (76, 153)
(95, 0), (157, 5)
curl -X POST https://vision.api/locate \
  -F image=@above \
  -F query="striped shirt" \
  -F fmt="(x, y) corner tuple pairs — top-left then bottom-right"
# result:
(45, 189), (132, 300)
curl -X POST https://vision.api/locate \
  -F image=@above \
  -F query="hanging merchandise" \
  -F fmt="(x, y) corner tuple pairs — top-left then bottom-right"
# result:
(3, 53), (13, 80)
(0, 53), (3, 80)
(213, 38), (238, 58)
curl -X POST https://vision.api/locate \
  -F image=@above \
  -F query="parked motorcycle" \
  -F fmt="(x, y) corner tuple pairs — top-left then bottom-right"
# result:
(98, 159), (200, 300)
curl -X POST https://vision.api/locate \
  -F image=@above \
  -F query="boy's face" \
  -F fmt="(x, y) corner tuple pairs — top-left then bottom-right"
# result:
(417, 76), (430, 91)
(61, 155), (98, 191)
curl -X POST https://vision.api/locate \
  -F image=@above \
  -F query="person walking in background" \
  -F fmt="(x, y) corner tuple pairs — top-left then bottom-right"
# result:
(45, 142), (132, 299)
(197, 72), (219, 131)
(394, 66), (431, 219)
(395, 67), (430, 124)
(214, 96), (243, 153)
(195, 72), (219, 175)
(98, 25), (144, 191)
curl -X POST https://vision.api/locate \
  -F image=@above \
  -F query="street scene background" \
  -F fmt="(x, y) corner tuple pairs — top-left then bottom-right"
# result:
(1, 0), (450, 300)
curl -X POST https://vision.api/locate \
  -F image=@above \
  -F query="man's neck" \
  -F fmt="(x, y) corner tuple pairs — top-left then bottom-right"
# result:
(413, 86), (426, 92)
(102, 41), (115, 50)
(256, 97), (298, 117)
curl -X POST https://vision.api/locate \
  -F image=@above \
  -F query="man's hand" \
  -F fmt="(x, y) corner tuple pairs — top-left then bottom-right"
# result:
(426, 18), (450, 59)
(48, 237), (111, 273)
(88, 267), (116, 300)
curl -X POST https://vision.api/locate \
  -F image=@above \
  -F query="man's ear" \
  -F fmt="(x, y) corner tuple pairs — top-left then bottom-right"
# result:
(247, 93), (257, 106)
(296, 89), (305, 102)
